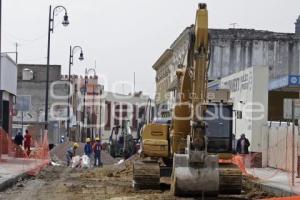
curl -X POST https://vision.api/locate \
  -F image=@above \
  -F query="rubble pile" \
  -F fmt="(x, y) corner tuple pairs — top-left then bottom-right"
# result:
(108, 154), (139, 177)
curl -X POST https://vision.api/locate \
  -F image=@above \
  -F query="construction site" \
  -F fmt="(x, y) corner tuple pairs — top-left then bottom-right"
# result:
(0, 142), (278, 200)
(1, 0), (300, 199)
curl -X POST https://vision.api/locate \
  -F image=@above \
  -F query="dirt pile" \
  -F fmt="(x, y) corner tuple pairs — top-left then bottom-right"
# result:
(101, 150), (118, 165)
(111, 154), (139, 177)
(85, 153), (139, 180)
(50, 142), (117, 165)
(242, 176), (274, 199)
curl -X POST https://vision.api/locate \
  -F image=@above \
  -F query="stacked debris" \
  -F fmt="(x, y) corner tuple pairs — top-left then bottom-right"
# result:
(97, 154), (139, 178)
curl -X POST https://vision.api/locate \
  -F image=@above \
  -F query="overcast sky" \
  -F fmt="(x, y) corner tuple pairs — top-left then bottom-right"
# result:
(2, 0), (300, 97)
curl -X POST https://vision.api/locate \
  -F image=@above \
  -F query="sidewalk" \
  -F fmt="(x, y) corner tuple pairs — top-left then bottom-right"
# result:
(247, 167), (300, 197)
(0, 154), (48, 191)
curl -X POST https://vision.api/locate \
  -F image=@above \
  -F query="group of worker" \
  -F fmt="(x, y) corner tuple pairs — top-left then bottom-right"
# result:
(64, 133), (249, 167)
(66, 136), (103, 167)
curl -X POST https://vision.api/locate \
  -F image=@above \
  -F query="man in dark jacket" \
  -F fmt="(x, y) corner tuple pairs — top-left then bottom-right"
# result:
(84, 138), (93, 158)
(236, 134), (250, 154)
(14, 132), (24, 146)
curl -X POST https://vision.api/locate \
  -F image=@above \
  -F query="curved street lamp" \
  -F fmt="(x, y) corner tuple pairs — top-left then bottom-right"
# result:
(67, 46), (84, 137)
(82, 68), (96, 141)
(44, 5), (69, 132)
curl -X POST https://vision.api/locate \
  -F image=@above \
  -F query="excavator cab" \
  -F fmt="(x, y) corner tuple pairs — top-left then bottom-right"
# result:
(205, 103), (233, 153)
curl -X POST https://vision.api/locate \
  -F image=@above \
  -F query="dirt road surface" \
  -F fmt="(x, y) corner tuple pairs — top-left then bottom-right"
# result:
(0, 147), (275, 200)
(0, 162), (275, 200)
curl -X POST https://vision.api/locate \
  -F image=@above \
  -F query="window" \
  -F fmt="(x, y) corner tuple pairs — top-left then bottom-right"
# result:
(114, 103), (128, 127)
(22, 68), (34, 81)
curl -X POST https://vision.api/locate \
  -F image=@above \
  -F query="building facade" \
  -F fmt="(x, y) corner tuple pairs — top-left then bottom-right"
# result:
(0, 54), (17, 136)
(152, 16), (300, 167)
(101, 91), (151, 142)
(154, 16), (300, 117)
(61, 75), (104, 142)
(153, 27), (190, 117)
(14, 64), (68, 145)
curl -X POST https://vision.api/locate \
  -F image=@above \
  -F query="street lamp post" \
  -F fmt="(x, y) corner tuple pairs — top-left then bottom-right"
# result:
(82, 68), (96, 141)
(44, 5), (69, 132)
(82, 75), (87, 142)
(99, 85), (104, 136)
(67, 46), (84, 139)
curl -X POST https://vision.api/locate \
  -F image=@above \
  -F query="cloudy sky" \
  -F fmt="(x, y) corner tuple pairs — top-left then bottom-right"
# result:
(2, 0), (300, 97)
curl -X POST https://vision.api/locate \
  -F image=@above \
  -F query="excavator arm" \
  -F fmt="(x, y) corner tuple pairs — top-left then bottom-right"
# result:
(133, 3), (242, 196)
(171, 3), (242, 196)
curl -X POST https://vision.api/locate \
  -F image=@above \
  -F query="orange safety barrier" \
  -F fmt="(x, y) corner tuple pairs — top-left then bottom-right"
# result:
(232, 155), (248, 175)
(219, 155), (248, 175)
(0, 128), (50, 176)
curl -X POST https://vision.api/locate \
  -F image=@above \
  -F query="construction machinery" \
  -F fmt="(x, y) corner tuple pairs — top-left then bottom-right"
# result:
(108, 120), (137, 159)
(136, 98), (154, 141)
(133, 3), (242, 196)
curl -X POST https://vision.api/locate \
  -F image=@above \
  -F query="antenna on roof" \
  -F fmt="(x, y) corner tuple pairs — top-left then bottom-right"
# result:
(230, 23), (237, 29)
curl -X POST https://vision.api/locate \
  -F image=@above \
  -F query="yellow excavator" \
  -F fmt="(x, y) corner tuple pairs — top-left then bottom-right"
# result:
(133, 3), (242, 196)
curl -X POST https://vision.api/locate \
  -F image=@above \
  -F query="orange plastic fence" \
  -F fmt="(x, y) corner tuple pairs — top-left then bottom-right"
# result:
(232, 155), (248, 175)
(0, 129), (50, 176)
(219, 155), (248, 175)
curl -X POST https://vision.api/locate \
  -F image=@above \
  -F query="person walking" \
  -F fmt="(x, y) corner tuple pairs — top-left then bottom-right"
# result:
(14, 131), (24, 157)
(93, 137), (102, 167)
(24, 130), (32, 156)
(236, 133), (250, 154)
(236, 133), (251, 168)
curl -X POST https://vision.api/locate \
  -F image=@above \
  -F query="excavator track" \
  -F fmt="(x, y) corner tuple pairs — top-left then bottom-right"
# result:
(219, 163), (242, 194)
(133, 161), (160, 190)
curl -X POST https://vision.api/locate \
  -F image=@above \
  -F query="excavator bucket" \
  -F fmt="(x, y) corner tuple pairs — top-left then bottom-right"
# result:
(171, 153), (219, 196)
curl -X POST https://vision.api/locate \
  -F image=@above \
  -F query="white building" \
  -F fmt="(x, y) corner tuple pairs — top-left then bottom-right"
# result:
(0, 54), (17, 135)
(219, 66), (269, 153)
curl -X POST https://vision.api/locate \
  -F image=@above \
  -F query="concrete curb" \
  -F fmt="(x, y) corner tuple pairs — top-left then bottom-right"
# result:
(0, 173), (30, 192)
(250, 180), (297, 197)
(0, 161), (50, 192)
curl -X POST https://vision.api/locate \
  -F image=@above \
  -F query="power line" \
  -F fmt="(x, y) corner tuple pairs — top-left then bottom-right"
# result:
(3, 22), (60, 47)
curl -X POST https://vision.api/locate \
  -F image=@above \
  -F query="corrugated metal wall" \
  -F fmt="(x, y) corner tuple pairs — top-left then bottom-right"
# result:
(262, 122), (298, 171)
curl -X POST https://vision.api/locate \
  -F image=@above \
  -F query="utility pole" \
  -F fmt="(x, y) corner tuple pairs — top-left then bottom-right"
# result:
(230, 22), (237, 29)
(15, 43), (18, 64)
(292, 99), (295, 186)
(82, 74), (87, 142)
(134, 72), (136, 94)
